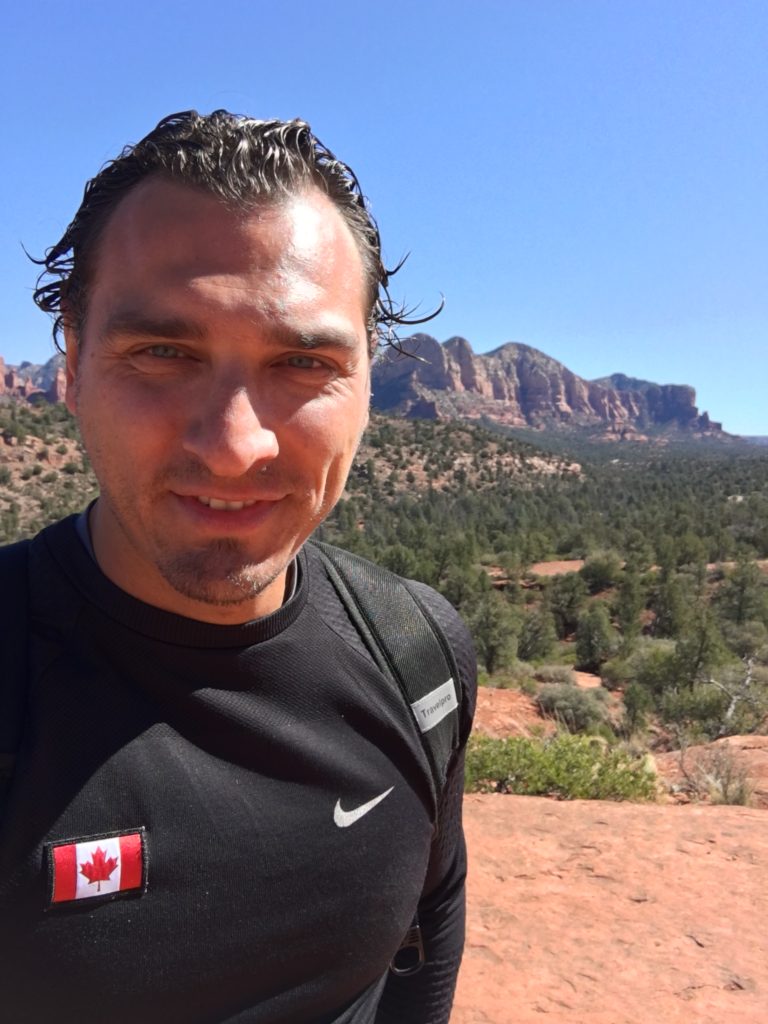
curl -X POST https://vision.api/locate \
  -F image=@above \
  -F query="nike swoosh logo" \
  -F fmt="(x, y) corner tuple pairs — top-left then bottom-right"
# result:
(333, 787), (394, 828)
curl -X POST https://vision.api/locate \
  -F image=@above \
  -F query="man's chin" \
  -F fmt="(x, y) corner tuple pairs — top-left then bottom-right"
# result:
(158, 544), (286, 608)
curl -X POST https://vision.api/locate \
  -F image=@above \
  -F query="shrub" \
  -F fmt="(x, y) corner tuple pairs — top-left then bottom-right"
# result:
(535, 684), (607, 733)
(534, 665), (575, 686)
(62, 461), (80, 475)
(465, 733), (656, 801)
(679, 743), (754, 806)
(660, 684), (730, 740)
(0, 466), (11, 485)
(600, 656), (629, 691)
(482, 660), (538, 692)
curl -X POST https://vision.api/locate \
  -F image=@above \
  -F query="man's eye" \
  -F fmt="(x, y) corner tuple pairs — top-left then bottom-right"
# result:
(144, 344), (186, 359)
(285, 355), (327, 370)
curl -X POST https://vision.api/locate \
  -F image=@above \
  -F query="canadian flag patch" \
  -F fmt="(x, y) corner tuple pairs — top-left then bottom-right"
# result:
(46, 829), (147, 906)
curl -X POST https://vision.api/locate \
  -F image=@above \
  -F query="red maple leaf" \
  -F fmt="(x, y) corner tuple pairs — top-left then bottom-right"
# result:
(80, 846), (119, 892)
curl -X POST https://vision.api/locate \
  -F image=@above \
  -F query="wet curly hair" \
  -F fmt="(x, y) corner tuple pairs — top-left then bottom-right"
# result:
(32, 109), (440, 352)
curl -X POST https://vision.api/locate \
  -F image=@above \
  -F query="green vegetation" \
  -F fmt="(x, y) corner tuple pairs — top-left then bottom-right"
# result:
(0, 403), (98, 543)
(465, 734), (656, 801)
(315, 417), (768, 751)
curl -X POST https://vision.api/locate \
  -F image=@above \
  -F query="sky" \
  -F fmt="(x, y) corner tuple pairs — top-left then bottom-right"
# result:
(2, 0), (766, 433)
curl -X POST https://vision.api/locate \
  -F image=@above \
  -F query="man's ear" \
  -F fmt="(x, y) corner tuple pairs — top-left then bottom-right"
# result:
(63, 326), (79, 415)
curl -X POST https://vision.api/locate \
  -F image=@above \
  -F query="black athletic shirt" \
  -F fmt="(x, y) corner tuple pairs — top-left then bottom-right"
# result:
(0, 517), (476, 1023)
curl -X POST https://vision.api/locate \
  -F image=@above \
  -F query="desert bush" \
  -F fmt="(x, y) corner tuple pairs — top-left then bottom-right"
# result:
(481, 660), (538, 692)
(613, 638), (678, 695)
(0, 466), (11, 485)
(678, 743), (754, 806)
(535, 684), (607, 733)
(534, 665), (575, 686)
(720, 620), (768, 660)
(600, 656), (629, 691)
(660, 684), (730, 740)
(465, 733), (656, 801)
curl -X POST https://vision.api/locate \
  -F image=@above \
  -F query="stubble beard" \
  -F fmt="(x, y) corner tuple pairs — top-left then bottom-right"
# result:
(157, 538), (287, 608)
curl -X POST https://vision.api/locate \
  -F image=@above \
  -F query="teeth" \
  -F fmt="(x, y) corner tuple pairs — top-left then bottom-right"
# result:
(197, 496), (258, 511)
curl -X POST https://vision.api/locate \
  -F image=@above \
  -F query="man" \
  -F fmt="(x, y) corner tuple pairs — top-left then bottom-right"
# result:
(0, 111), (475, 1023)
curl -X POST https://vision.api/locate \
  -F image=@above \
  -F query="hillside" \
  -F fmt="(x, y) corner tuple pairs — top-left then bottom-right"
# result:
(0, 403), (576, 543)
(372, 334), (725, 439)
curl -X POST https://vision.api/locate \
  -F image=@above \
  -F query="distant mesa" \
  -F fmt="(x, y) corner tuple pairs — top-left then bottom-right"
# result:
(372, 335), (724, 438)
(0, 354), (66, 405)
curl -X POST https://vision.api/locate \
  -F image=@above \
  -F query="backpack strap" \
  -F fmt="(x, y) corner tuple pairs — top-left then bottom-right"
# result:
(0, 539), (31, 813)
(310, 541), (462, 809)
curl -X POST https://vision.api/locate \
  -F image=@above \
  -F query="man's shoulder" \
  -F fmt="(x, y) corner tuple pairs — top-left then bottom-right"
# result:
(306, 540), (476, 707)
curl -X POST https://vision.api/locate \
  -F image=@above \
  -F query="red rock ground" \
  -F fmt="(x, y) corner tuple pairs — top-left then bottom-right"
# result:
(453, 688), (768, 1022)
(454, 796), (767, 1024)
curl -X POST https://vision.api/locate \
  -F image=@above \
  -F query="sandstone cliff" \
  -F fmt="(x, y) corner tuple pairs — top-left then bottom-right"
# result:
(0, 354), (66, 404)
(372, 336), (723, 436)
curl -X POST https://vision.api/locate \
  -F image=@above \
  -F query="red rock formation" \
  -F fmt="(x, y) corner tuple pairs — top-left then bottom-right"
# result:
(0, 354), (66, 404)
(373, 336), (725, 437)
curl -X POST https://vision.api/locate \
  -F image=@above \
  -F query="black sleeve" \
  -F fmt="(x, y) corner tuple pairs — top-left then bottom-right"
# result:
(375, 584), (477, 1024)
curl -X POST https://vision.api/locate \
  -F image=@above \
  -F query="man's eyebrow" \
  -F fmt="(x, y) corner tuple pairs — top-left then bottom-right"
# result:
(101, 312), (364, 353)
(291, 329), (362, 353)
(101, 312), (207, 342)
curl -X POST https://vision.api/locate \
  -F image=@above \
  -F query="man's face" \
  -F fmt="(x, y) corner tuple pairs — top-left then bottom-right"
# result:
(65, 178), (371, 623)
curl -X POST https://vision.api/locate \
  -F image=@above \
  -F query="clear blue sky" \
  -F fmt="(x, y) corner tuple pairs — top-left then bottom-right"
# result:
(2, 0), (766, 433)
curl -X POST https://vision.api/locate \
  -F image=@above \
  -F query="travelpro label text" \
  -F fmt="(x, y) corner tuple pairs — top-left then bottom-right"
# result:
(410, 678), (458, 734)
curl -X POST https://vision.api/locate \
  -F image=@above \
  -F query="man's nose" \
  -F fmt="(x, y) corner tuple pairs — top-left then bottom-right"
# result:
(182, 385), (279, 478)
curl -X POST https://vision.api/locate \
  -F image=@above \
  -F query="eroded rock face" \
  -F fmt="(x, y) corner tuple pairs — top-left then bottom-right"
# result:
(372, 336), (723, 435)
(0, 354), (66, 404)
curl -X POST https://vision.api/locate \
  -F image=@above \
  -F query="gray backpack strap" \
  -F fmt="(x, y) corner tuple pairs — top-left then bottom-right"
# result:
(0, 540), (30, 813)
(311, 541), (461, 807)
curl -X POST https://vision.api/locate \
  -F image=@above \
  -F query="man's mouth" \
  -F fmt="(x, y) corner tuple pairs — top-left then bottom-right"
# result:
(195, 496), (259, 511)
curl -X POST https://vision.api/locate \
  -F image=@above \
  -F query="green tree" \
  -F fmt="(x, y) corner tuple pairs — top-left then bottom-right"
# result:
(717, 559), (767, 626)
(615, 568), (645, 651)
(469, 591), (520, 675)
(673, 608), (728, 690)
(580, 550), (622, 594)
(517, 607), (557, 662)
(575, 603), (618, 672)
(622, 682), (654, 735)
(651, 574), (693, 639)
(549, 573), (588, 639)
